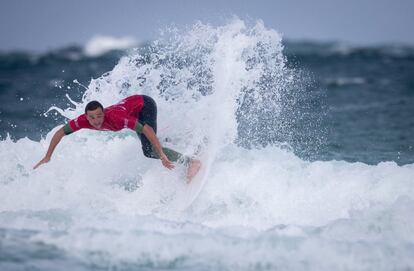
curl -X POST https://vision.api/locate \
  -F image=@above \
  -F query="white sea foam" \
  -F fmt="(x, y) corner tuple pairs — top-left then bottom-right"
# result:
(1, 134), (414, 269)
(1, 19), (414, 270)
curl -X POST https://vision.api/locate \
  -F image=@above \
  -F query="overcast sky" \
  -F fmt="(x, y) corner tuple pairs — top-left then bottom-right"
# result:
(1, 0), (413, 51)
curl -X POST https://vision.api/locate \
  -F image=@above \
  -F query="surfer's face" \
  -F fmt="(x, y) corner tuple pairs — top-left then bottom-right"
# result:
(86, 108), (104, 129)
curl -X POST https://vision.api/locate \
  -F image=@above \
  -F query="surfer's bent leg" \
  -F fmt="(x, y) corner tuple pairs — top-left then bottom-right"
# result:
(138, 95), (189, 164)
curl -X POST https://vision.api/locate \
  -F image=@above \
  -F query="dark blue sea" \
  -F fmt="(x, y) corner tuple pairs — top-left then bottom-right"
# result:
(1, 19), (413, 270)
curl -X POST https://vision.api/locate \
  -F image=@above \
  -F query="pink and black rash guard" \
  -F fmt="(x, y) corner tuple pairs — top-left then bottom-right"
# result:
(63, 95), (145, 135)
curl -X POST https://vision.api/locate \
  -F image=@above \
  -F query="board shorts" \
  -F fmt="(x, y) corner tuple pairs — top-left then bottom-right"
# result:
(138, 95), (158, 158)
(138, 95), (186, 164)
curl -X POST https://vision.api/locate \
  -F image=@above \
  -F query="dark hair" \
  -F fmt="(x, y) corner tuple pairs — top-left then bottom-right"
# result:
(85, 101), (104, 113)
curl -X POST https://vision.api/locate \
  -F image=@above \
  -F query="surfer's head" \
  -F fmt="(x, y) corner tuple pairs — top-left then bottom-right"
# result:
(85, 101), (104, 129)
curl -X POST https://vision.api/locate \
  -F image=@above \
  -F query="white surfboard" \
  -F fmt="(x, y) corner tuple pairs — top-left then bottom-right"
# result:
(175, 140), (212, 210)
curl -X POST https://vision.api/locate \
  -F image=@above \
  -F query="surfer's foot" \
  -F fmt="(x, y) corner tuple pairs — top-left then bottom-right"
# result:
(187, 159), (201, 182)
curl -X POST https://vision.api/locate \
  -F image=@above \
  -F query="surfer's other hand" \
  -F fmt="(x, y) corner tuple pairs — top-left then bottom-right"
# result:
(160, 153), (174, 170)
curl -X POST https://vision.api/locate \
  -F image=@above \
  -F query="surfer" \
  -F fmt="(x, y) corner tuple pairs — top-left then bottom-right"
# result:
(33, 95), (201, 180)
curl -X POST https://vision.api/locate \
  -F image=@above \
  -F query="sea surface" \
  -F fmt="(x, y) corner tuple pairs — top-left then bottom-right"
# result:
(1, 19), (413, 270)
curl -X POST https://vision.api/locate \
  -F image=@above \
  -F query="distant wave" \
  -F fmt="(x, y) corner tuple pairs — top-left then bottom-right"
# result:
(83, 35), (138, 57)
(324, 77), (366, 87)
(285, 41), (414, 58)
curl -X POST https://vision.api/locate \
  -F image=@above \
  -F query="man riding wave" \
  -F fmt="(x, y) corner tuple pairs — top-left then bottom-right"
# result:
(34, 95), (201, 180)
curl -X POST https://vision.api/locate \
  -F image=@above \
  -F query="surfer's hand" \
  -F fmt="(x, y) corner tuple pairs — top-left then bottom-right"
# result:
(160, 153), (174, 170)
(33, 156), (50, 170)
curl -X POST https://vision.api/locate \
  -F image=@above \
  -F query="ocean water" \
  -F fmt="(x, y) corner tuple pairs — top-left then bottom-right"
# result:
(1, 19), (414, 270)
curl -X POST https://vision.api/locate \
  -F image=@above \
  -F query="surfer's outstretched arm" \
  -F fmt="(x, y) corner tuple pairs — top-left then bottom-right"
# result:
(33, 127), (65, 169)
